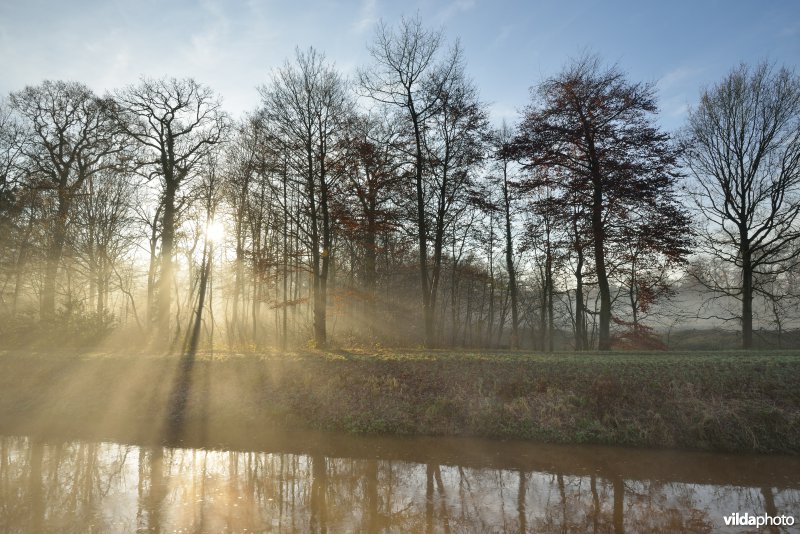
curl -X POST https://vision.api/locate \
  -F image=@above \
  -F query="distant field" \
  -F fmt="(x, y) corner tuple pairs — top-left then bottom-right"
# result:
(0, 349), (798, 453)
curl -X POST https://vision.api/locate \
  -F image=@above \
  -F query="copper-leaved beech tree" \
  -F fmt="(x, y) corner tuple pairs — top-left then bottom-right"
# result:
(512, 56), (691, 350)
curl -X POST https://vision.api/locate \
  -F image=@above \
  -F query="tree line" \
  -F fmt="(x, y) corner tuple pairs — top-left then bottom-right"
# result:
(1, 16), (799, 351)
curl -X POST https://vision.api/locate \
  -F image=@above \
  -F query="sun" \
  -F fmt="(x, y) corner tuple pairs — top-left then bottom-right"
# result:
(205, 220), (225, 243)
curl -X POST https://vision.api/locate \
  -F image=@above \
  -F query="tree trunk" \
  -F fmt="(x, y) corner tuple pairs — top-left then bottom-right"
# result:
(12, 210), (34, 315)
(429, 165), (448, 347)
(282, 173), (289, 351)
(742, 247), (753, 349)
(547, 246), (555, 352)
(41, 189), (70, 321)
(503, 176), (519, 350)
(575, 249), (587, 351)
(187, 241), (211, 355)
(410, 104), (433, 347)
(315, 149), (331, 349)
(146, 208), (160, 329)
(364, 186), (378, 338)
(96, 252), (106, 315)
(231, 220), (244, 347)
(158, 181), (177, 344)
(592, 178), (612, 350)
(539, 273), (547, 352)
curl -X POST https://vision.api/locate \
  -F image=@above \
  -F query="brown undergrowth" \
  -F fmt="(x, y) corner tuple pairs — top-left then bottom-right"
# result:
(0, 349), (797, 453)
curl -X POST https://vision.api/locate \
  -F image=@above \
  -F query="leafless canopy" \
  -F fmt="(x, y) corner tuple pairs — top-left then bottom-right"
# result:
(684, 62), (800, 347)
(114, 77), (229, 185)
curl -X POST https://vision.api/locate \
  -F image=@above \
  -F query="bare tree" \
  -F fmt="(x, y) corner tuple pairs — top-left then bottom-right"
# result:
(0, 100), (26, 314)
(73, 167), (137, 316)
(186, 154), (224, 355)
(224, 115), (267, 347)
(0, 100), (22, 208)
(684, 62), (800, 349)
(260, 48), (350, 348)
(491, 122), (521, 349)
(114, 78), (229, 342)
(424, 62), (489, 346)
(360, 15), (464, 347)
(9, 81), (124, 321)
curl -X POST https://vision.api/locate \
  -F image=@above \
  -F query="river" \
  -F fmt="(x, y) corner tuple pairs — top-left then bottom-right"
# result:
(1, 432), (798, 532)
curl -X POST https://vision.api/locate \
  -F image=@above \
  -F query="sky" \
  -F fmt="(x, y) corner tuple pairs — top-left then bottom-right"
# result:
(1, 0), (798, 132)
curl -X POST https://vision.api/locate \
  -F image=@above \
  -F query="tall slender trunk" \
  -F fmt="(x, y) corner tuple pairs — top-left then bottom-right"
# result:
(251, 247), (260, 347)
(503, 172), (519, 350)
(12, 209), (34, 315)
(158, 181), (177, 344)
(486, 216), (495, 348)
(430, 164), (448, 347)
(364, 218), (377, 336)
(41, 188), (70, 321)
(231, 215), (244, 347)
(318, 160), (331, 348)
(450, 264), (459, 345)
(539, 271), (547, 352)
(575, 250), (587, 350)
(96, 251), (106, 315)
(364, 176), (378, 337)
(547, 246), (555, 352)
(496, 288), (509, 347)
(282, 166), (289, 351)
(591, 176), (611, 351)
(146, 205), (161, 329)
(629, 259), (639, 328)
(188, 240), (211, 355)
(88, 240), (96, 313)
(409, 102), (433, 347)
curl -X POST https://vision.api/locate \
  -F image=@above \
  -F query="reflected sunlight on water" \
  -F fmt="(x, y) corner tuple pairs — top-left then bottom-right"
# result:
(0, 434), (799, 533)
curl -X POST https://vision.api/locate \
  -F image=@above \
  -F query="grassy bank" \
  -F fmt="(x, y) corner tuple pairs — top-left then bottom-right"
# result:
(0, 349), (798, 453)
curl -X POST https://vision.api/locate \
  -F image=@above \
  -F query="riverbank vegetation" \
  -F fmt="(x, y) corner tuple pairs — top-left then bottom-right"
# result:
(1, 349), (797, 454)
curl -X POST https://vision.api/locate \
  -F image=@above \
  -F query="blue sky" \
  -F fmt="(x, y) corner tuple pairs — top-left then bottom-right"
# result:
(1, 0), (797, 131)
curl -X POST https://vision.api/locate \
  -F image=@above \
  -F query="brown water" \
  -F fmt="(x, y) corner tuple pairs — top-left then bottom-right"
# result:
(1, 432), (798, 533)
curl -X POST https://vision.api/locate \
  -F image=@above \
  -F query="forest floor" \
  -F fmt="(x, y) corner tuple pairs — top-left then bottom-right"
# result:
(0, 348), (798, 453)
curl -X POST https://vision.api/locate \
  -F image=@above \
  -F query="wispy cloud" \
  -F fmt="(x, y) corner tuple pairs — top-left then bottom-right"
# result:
(658, 65), (705, 91)
(656, 66), (705, 130)
(182, 0), (231, 70)
(490, 23), (514, 50)
(352, 0), (378, 34)
(437, 0), (476, 22)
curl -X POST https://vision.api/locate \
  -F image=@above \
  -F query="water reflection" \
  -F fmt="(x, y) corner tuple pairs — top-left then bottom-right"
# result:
(0, 434), (798, 533)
